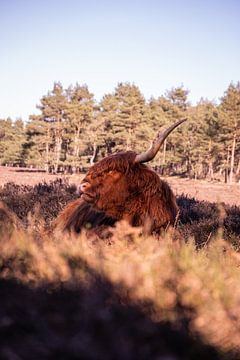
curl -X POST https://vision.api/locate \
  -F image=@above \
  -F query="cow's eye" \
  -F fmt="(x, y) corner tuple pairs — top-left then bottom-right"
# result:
(82, 177), (90, 184)
(107, 170), (121, 179)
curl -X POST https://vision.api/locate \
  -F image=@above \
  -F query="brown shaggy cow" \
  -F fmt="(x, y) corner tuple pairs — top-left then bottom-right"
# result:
(55, 119), (186, 235)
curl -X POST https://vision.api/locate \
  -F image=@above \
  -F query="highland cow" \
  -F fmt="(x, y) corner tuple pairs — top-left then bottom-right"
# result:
(55, 119), (186, 235)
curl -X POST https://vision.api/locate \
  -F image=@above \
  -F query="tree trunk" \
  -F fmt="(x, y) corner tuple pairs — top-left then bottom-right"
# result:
(45, 124), (50, 173)
(74, 125), (81, 158)
(229, 132), (236, 184)
(54, 136), (62, 173)
(207, 140), (214, 181)
(236, 158), (240, 175)
(90, 143), (99, 165)
(54, 118), (63, 173)
(208, 161), (214, 181)
(225, 145), (230, 183)
(126, 128), (132, 150)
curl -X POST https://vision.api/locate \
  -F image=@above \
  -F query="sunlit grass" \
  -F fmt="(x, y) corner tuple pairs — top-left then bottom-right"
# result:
(1, 218), (240, 355)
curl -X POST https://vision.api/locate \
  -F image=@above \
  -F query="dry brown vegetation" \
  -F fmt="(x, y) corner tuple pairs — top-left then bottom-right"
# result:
(168, 177), (240, 207)
(1, 218), (240, 359)
(0, 171), (240, 359)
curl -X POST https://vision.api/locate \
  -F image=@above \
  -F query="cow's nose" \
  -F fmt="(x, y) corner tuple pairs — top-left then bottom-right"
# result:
(78, 182), (89, 194)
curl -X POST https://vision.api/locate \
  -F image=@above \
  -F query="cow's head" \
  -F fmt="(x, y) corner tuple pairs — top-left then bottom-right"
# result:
(78, 119), (186, 219)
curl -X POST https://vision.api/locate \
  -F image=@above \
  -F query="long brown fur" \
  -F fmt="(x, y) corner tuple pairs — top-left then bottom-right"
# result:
(55, 151), (178, 235)
(54, 198), (117, 233)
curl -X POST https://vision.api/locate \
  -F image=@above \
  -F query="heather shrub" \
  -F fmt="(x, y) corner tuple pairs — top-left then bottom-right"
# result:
(0, 181), (239, 247)
(0, 180), (78, 226)
(0, 224), (240, 359)
(177, 195), (240, 248)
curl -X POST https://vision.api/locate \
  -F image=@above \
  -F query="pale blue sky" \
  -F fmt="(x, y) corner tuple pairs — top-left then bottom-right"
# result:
(0, 0), (239, 121)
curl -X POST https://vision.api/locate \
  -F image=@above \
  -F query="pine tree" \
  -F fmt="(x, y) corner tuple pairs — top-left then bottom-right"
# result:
(38, 82), (68, 172)
(148, 87), (189, 173)
(0, 118), (26, 166)
(220, 83), (240, 183)
(98, 83), (148, 156)
(165, 86), (189, 111)
(185, 100), (220, 179)
(65, 84), (95, 170)
(25, 115), (52, 170)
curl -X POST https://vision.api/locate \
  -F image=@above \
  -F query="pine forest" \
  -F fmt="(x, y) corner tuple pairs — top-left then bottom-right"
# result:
(0, 81), (239, 183)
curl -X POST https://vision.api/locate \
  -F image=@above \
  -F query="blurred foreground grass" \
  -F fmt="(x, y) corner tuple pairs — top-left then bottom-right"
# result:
(1, 218), (240, 359)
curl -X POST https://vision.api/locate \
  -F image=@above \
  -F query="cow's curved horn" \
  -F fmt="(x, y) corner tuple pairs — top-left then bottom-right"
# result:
(134, 118), (187, 163)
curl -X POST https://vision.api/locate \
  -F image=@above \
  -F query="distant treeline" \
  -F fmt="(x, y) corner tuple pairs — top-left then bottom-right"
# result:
(0, 82), (239, 183)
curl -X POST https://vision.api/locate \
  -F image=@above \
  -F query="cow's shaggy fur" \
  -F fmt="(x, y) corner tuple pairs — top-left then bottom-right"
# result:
(55, 151), (178, 234)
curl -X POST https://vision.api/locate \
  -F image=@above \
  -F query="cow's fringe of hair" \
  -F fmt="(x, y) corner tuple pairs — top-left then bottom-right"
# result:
(88, 151), (137, 177)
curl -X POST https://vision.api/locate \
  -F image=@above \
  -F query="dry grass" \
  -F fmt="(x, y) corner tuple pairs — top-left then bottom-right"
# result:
(167, 176), (240, 207)
(1, 216), (240, 358)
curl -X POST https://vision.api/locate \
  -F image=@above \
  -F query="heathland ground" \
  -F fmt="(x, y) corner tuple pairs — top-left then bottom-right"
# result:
(0, 166), (239, 206)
